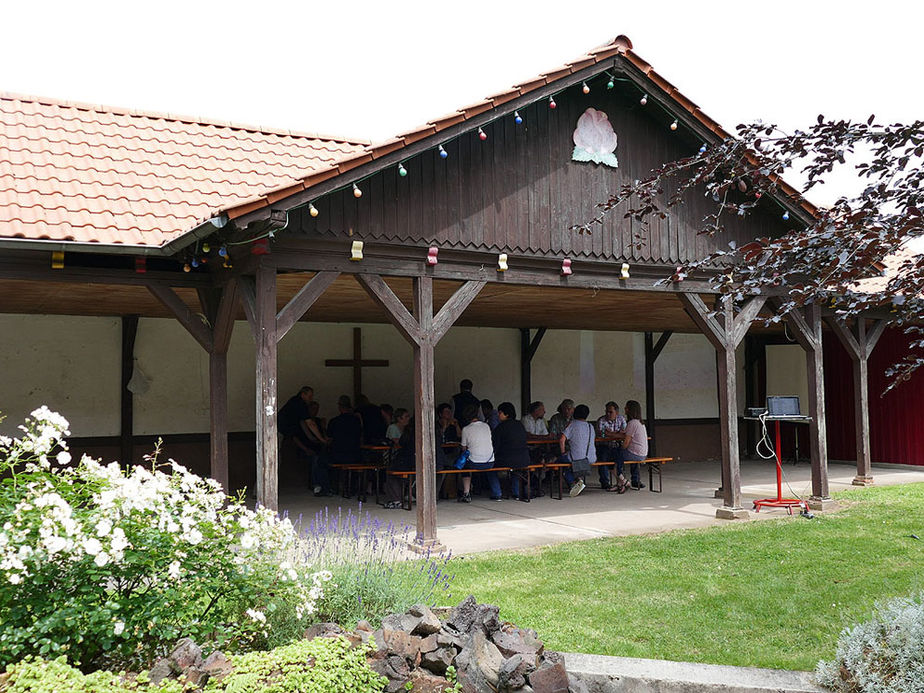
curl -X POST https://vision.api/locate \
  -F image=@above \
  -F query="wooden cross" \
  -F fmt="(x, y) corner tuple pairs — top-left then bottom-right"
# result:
(324, 327), (389, 405)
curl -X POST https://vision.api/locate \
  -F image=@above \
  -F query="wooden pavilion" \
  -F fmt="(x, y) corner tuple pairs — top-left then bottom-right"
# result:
(0, 35), (887, 549)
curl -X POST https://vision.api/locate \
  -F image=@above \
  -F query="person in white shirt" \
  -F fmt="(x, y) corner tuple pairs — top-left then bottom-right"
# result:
(459, 404), (501, 502)
(521, 401), (550, 437)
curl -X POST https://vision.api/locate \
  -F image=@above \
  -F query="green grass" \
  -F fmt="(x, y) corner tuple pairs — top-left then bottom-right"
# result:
(446, 483), (924, 671)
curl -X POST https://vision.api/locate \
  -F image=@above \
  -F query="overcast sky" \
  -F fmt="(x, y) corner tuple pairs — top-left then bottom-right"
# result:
(4, 1), (921, 204)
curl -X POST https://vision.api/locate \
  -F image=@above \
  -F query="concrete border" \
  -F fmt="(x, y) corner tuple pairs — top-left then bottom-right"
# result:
(563, 652), (825, 693)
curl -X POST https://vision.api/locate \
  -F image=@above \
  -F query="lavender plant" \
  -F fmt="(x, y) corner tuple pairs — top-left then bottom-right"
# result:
(297, 506), (454, 628)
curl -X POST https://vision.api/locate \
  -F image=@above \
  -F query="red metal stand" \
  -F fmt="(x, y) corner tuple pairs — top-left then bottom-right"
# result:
(753, 420), (806, 515)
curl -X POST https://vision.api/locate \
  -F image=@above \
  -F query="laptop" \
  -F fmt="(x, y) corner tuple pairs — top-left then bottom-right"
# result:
(766, 396), (801, 417)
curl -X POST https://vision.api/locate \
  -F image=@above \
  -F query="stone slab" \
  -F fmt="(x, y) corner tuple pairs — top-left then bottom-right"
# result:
(563, 653), (824, 693)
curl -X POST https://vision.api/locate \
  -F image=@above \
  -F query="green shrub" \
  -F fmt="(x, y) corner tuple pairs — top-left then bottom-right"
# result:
(1, 638), (386, 692)
(0, 408), (331, 669)
(300, 507), (453, 627)
(816, 591), (924, 692)
(208, 637), (386, 692)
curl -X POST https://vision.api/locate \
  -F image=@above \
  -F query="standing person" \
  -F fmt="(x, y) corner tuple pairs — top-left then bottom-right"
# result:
(459, 404), (501, 502)
(327, 395), (362, 465)
(277, 386), (315, 457)
(357, 395), (388, 445)
(492, 402), (531, 502)
(437, 402), (462, 467)
(481, 399), (500, 430)
(559, 404), (596, 497)
(613, 400), (647, 490)
(548, 399), (575, 438)
(452, 379), (482, 427)
(595, 401), (627, 490)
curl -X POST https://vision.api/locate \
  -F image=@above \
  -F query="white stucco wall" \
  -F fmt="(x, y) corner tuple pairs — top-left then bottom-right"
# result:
(1, 313), (759, 437)
(766, 344), (810, 414)
(0, 314), (121, 436)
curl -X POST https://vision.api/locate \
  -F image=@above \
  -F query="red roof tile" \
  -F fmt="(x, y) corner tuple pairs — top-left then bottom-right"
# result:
(0, 93), (368, 246)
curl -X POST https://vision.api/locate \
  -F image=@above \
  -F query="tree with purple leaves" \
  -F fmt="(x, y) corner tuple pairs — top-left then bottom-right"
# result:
(577, 115), (924, 389)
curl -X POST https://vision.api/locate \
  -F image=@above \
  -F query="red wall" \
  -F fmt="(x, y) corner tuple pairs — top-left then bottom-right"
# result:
(825, 327), (924, 465)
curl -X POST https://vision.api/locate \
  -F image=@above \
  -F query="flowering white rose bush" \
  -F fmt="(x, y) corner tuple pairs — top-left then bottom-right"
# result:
(0, 408), (331, 669)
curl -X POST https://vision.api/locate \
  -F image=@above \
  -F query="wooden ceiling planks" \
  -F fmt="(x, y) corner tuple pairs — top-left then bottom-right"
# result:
(0, 274), (711, 333)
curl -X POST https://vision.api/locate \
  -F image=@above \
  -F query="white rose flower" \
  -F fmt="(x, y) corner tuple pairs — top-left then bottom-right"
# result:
(95, 519), (112, 537)
(110, 528), (129, 553)
(167, 561), (182, 580)
(83, 537), (103, 556)
(56, 451), (72, 466)
(113, 620), (125, 636)
(8, 573), (21, 585)
(240, 533), (257, 550)
(94, 552), (110, 567)
(44, 535), (68, 555)
(245, 608), (266, 623)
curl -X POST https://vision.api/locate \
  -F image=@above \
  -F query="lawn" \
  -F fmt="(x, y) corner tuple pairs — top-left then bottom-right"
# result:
(447, 482), (924, 671)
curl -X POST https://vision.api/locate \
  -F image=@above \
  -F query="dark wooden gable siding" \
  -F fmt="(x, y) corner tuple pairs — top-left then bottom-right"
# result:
(294, 82), (788, 264)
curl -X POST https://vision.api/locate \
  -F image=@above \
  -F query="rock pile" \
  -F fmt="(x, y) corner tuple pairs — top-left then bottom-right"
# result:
(147, 638), (233, 687)
(146, 597), (586, 692)
(349, 596), (588, 693)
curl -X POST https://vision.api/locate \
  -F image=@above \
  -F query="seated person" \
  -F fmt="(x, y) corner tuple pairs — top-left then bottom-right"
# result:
(521, 401), (549, 438)
(548, 399), (575, 438)
(459, 404), (501, 503)
(278, 386), (333, 495)
(437, 402), (462, 466)
(381, 421), (451, 510)
(559, 404), (596, 498)
(611, 400), (647, 491)
(595, 401), (627, 490)
(327, 395), (363, 465)
(386, 408), (410, 446)
(492, 402), (531, 502)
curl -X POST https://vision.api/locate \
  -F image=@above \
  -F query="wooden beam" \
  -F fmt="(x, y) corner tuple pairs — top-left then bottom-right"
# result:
(431, 280), (486, 343)
(120, 315), (138, 464)
(0, 258), (212, 288)
(769, 299), (817, 352)
(146, 283), (213, 351)
(651, 330), (673, 361)
(355, 274), (422, 345)
(271, 246), (720, 295)
(209, 350), (229, 490)
(238, 276), (258, 341)
(731, 296), (767, 348)
(865, 319), (887, 356)
(275, 271), (340, 342)
(254, 261), (279, 511)
(520, 327), (548, 414)
(825, 316), (861, 360)
(678, 293), (727, 350)
(212, 277), (239, 355)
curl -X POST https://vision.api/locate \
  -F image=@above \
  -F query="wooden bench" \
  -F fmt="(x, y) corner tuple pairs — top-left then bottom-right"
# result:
(590, 457), (673, 492)
(387, 466), (513, 510)
(329, 463), (382, 503)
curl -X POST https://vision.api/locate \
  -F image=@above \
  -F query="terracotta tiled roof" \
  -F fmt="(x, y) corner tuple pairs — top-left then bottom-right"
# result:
(0, 93), (368, 247)
(222, 34), (816, 226)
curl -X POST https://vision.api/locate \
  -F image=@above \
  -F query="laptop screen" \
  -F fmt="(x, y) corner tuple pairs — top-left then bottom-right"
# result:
(767, 396), (801, 416)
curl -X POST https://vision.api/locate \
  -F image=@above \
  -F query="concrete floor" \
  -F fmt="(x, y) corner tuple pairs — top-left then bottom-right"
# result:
(278, 460), (924, 555)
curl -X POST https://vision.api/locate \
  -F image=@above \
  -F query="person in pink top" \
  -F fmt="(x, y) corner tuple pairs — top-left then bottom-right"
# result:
(610, 399), (647, 491)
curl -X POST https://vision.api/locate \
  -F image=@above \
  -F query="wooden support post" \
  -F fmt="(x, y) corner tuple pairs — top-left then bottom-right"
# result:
(254, 262), (279, 511)
(356, 273), (484, 550)
(772, 300), (832, 509)
(644, 331), (672, 457)
(825, 317), (886, 486)
(203, 279), (238, 491)
(519, 328), (547, 415)
(413, 277), (439, 549)
(680, 293), (765, 519)
(120, 315), (139, 464)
